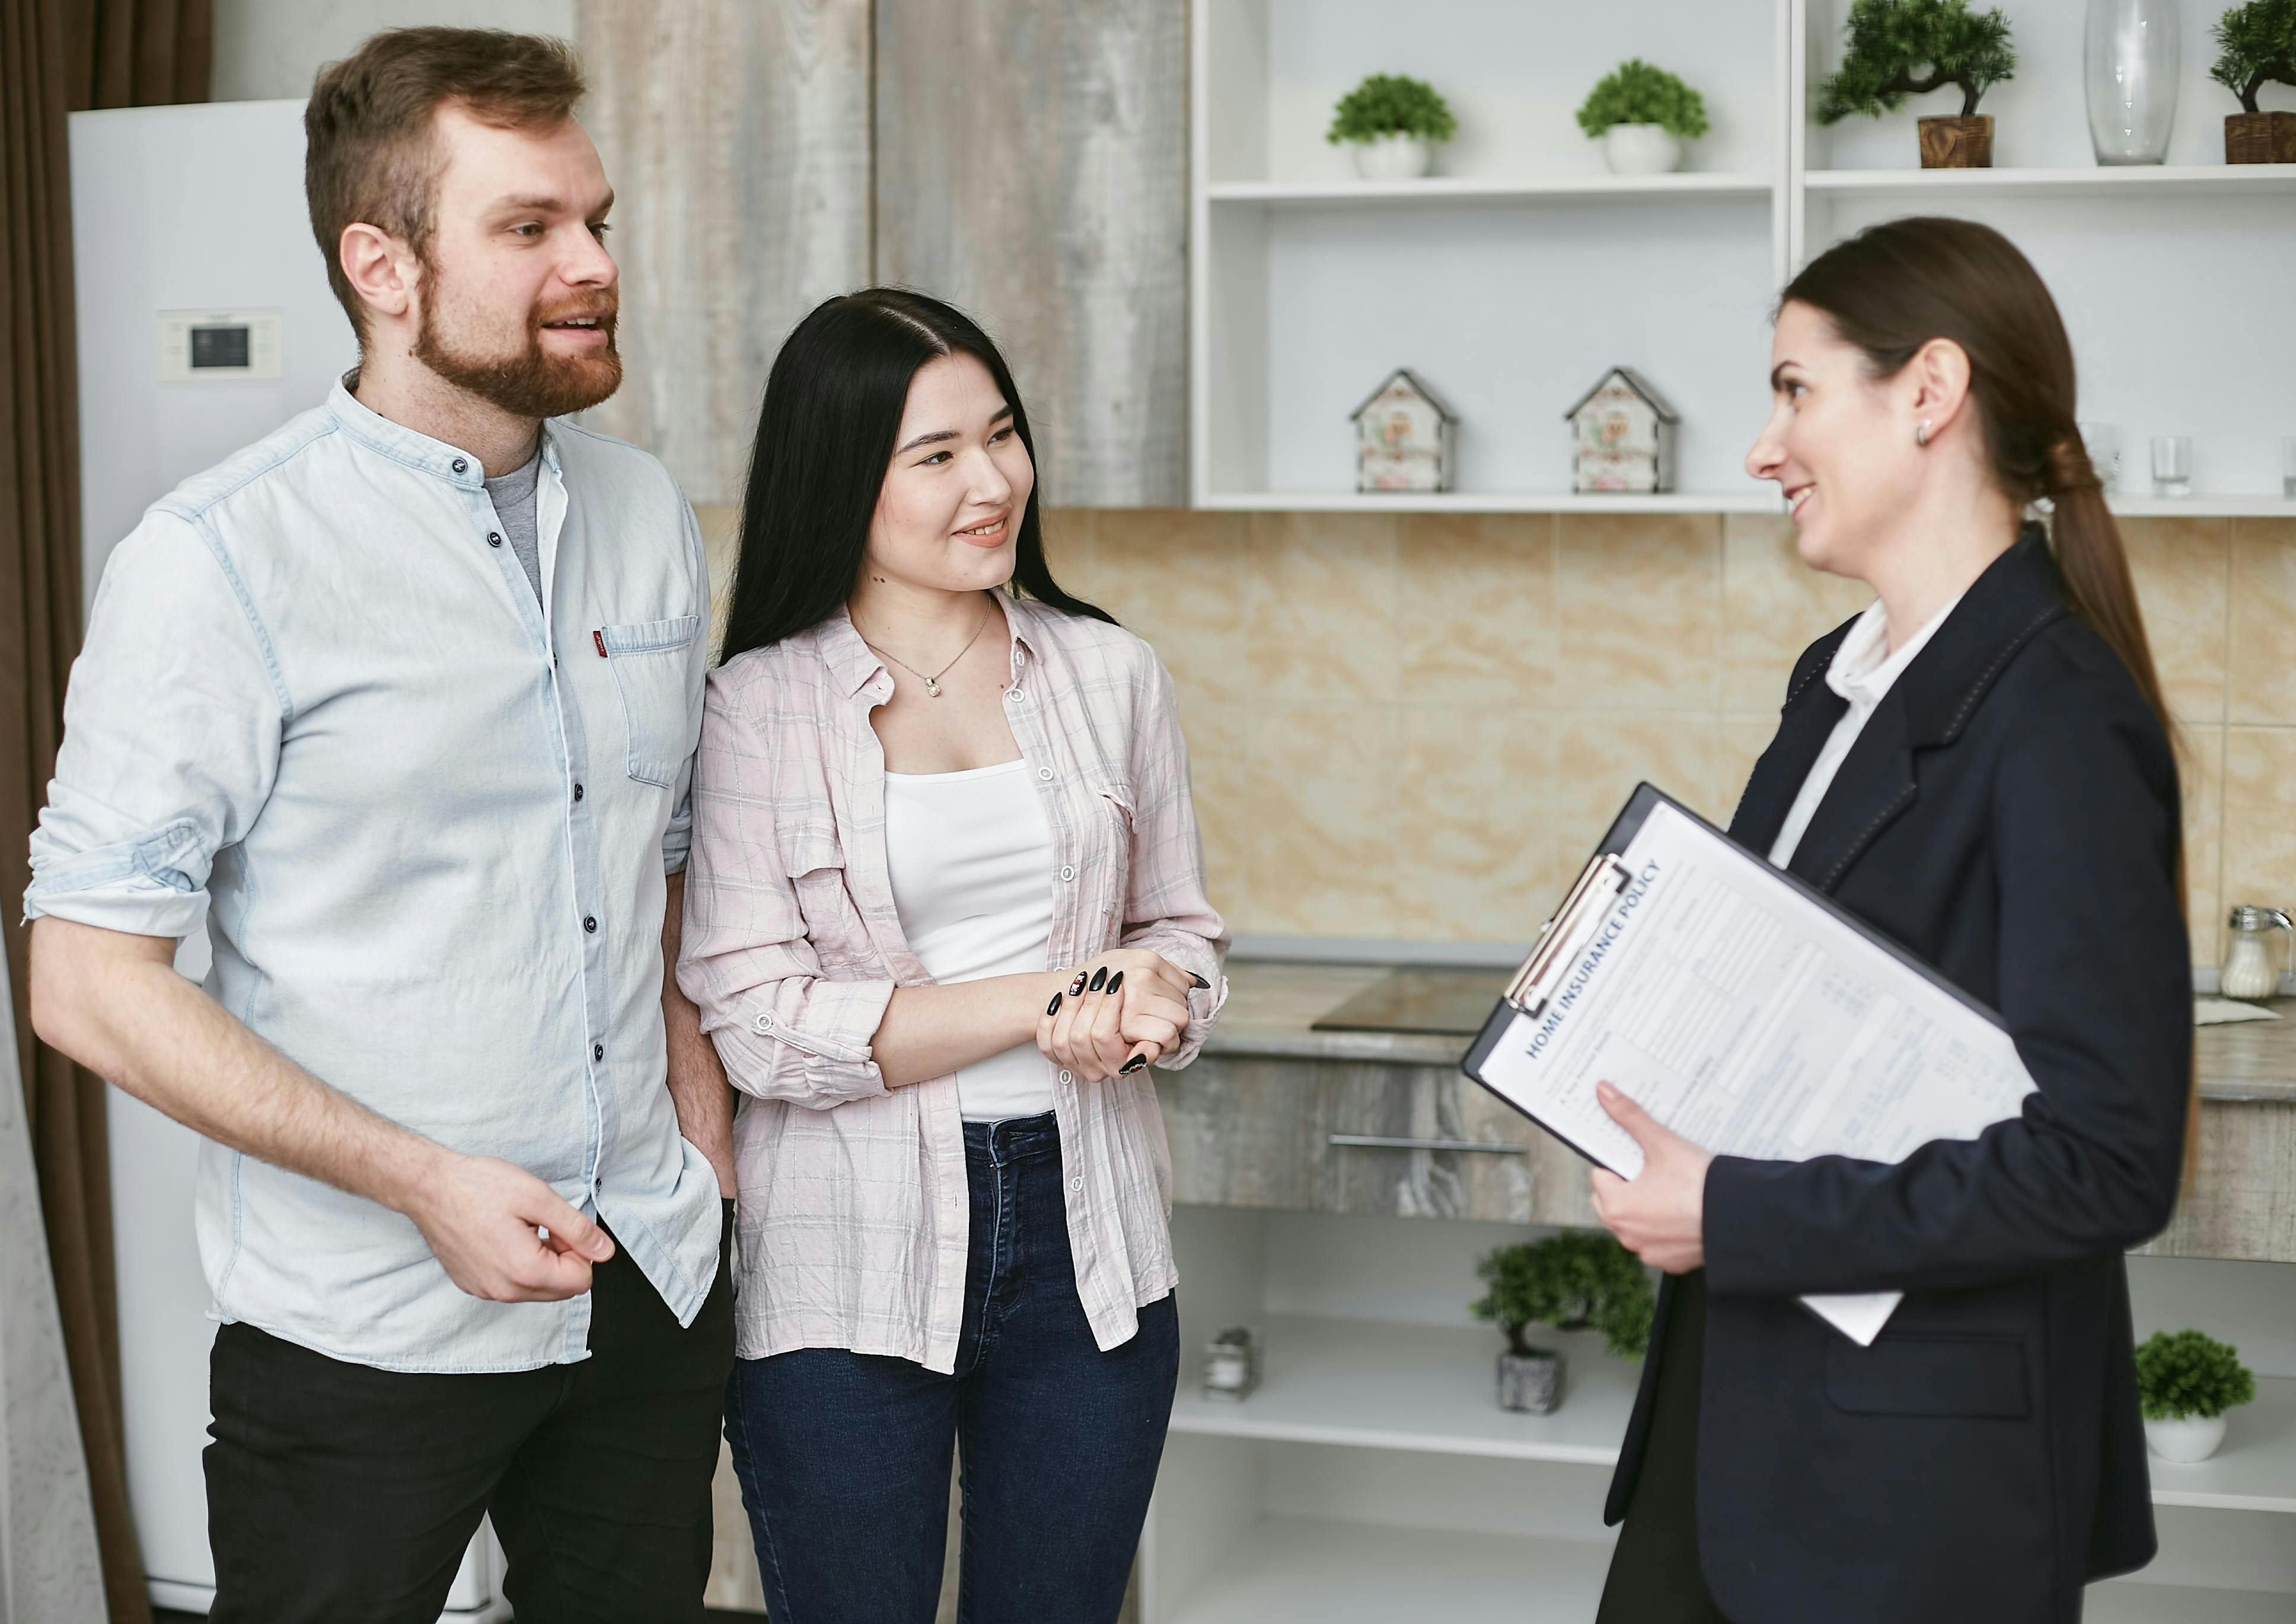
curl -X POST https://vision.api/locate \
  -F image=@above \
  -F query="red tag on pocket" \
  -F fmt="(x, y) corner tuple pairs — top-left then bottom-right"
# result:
(593, 630), (608, 658)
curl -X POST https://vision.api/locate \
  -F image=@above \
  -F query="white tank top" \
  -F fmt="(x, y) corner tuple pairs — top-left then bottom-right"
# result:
(881, 759), (1059, 1120)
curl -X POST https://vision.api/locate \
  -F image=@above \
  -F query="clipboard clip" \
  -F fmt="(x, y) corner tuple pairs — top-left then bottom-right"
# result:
(1504, 852), (1631, 1020)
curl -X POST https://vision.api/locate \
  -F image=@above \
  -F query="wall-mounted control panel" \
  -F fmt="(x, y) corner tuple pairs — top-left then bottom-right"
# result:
(156, 308), (283, 382)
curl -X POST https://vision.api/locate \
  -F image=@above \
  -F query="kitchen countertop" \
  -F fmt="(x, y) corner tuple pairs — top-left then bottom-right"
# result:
(1203, 959), (2296, 1104)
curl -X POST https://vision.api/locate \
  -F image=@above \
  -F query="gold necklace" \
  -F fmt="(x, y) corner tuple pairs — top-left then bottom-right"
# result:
(859, 599), (993, 699)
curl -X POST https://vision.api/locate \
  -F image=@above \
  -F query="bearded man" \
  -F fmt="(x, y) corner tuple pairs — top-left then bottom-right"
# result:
(27, 29), (736, 1623)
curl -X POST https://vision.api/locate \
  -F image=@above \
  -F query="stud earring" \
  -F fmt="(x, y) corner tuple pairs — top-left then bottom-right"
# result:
(1915, 419), (1933, 447)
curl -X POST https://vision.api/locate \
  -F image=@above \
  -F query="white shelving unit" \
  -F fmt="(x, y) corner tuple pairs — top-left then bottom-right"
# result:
(1191, 0), (2296, 514)
(1143, 1210), (2296, 1623)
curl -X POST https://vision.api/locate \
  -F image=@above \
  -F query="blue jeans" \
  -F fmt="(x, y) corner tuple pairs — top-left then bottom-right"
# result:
(724, 1111), (1179, 1623)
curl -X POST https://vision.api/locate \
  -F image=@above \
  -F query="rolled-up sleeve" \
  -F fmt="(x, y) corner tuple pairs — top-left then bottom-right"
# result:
(1117, 656), (1229, 1069)
(675, 678), (895, 1107)
(26, 511), (285, 940)
(659, 500), (712, 877)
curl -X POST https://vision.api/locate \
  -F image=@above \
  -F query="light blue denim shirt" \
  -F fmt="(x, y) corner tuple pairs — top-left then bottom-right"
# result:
(25, 380), (721, 1373)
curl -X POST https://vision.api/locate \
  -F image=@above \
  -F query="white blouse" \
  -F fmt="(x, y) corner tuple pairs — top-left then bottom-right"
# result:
(882, 759), (1058, 1120)
(1767, 590), (1967, 870)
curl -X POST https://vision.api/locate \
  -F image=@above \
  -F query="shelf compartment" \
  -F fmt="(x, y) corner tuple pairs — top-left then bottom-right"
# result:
(1169, 1315), (1637, 1467)
(1171, 1313), (2296, 1515)
(1209, 173), (1776, 208)
(1807, 164), (2296, 198)
(1159, 1516), (1611, 1624)
(1154, 1511), (2296, 1624)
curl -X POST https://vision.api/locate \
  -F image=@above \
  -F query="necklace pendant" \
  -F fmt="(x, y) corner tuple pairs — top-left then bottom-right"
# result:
(924, 678), (942, 698)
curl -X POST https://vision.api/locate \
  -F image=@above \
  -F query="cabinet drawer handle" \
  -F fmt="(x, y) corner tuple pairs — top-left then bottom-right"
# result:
(1326, 1133), (1528, 1155)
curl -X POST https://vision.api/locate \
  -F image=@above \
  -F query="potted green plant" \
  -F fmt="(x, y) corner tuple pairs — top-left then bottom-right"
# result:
(2135, 1328), (2257, 1462)
(1470, 1231), (1654, 1415)
(1326, 73), (1459, 181)
(2211, 0), (2296, 163)
(1817, 0), (2018, 169)
(1576, 60), (1712, 176)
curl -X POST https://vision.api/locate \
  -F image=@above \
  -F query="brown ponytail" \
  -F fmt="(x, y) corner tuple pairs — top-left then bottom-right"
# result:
(1782, 217), (2198, 1182)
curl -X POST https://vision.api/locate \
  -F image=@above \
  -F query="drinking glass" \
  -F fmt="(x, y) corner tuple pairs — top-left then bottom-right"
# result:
(2078, 422), (2122, 493)
(2151, 435), (2193, 498)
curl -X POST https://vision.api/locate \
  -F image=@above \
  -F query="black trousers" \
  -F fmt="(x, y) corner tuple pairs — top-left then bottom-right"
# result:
(205, 1206), (734, 1624)
(1597, 1269), (1734, 1624)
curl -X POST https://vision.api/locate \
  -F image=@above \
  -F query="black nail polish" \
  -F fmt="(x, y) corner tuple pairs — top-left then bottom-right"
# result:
(1046, 992), (1064, 1015)
(1191, 974), (1211, 990)
(1088, 966), (1108, 992)
(1119, 1053), (1149, 1074)
(1068, 972), (1088, 996)
(1106, 970), (1125, 995)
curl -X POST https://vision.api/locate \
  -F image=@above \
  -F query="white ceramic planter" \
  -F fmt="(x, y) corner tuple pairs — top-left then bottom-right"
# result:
(1602, 123), (1683, 176)
(2145, 1414), (2228, 1462)
(1350, 135), (1434, 180)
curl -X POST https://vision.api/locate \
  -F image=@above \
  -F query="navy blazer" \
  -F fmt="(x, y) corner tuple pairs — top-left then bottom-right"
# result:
(1603, 530), (2192, 1624)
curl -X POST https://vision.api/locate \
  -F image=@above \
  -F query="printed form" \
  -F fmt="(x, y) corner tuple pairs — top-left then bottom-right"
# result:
(1475, 800), (2036, 1345)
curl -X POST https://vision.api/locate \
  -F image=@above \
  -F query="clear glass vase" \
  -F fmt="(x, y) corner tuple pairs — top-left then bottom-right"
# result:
(2086, 0), (2182, 165)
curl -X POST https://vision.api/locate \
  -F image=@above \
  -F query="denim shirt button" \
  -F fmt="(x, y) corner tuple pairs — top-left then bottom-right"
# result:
(583, 915), (598, 932)
(592, 1042), (603, 1062)
(572, 782), (584, 802)
(486, 531), (503, 548)
(451, 457), (468, 475)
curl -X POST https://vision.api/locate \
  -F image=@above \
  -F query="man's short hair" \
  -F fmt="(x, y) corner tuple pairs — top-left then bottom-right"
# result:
(304, 28), (586, 342)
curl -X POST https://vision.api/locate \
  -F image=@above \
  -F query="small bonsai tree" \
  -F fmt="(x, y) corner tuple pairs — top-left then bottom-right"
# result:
(1817, 0), (2017, 123)
(2135, 1329), (2257, 1421)
(2211, 0), (2296, 112)
(1471, 1231), (1655, 1361)
(1326, 74), (1459, 147)
(1576, 60), (1712, 141)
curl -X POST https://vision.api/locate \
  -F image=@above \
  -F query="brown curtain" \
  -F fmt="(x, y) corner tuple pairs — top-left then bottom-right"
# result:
(4, 5), (209, 1623)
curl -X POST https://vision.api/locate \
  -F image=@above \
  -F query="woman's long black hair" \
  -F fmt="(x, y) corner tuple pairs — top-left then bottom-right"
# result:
(717, 288), (1114, 665)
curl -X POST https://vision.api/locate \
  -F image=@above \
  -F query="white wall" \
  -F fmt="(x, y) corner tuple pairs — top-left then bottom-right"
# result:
(209, 0), (576, 102)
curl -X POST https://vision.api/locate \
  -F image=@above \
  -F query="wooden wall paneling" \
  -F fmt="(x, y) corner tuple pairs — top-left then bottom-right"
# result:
(2138, 1101), (2296, 1265)
(576, 0), (872, 507)
(873, 0), (1188, 508)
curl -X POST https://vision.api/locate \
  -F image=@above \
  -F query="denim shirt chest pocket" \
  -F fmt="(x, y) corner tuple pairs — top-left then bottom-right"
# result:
(593, 616), (701, 787)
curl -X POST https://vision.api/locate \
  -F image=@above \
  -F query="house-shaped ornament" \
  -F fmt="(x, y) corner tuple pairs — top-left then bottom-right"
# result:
(1565, 367), (1678, 494)
(1351, 368), (1457, 493)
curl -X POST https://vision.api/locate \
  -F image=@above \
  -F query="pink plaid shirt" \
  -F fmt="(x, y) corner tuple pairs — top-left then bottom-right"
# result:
(678, 592), (1229, 1371)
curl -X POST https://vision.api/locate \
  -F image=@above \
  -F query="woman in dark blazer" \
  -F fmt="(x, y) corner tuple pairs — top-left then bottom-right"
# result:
(1587, 216), (2192, 1624)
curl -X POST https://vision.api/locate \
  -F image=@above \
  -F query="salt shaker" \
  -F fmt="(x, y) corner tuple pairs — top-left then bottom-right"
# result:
(2220, 906), (2293, 1001)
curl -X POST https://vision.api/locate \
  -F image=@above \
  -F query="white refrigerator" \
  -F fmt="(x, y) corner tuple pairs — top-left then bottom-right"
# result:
(70, 97), (509, 1621)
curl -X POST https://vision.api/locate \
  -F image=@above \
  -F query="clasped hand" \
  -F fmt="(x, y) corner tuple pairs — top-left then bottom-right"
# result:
(1587, 1080), (1713, 1274)
(1036, 948), (1200, 1082)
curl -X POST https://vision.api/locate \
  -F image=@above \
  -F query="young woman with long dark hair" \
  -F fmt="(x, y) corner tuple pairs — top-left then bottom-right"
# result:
(1587, 218), (2191, 1623)
(676, 288), (1225, 1622)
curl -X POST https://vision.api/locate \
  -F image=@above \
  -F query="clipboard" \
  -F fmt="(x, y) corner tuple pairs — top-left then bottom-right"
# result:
(1459, 782), (2036, 1344)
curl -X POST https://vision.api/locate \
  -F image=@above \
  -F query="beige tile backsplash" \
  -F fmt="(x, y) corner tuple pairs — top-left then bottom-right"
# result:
(695, 504), (2294, 969)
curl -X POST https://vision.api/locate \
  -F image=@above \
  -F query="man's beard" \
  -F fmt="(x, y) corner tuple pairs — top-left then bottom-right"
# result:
(414, 272), (623, 421)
